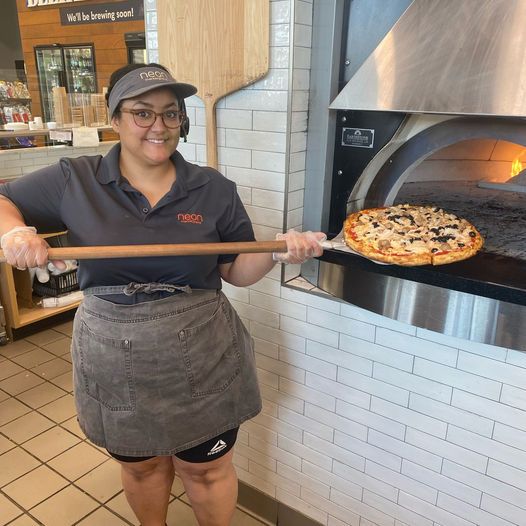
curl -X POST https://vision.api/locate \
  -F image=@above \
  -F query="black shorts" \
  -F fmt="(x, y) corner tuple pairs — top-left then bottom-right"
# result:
(108, 427), (239, 464)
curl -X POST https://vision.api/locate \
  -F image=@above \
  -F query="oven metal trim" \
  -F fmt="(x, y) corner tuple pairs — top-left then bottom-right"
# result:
(318, 259), (526, 351)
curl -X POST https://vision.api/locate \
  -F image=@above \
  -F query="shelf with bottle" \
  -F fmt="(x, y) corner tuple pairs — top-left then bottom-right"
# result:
(0, 80), (33, 130)
(0, 80), (31, 100)
(0, 104), (32, 128)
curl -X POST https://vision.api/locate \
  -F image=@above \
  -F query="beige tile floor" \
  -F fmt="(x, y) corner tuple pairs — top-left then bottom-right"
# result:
(0, 321), (267, 526)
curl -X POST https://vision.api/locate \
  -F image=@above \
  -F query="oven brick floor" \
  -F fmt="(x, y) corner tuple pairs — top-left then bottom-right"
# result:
(0, 321), (267, 526)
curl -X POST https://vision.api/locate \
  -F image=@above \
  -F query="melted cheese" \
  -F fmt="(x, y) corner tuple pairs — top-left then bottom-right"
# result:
(354, 205), (477, 254)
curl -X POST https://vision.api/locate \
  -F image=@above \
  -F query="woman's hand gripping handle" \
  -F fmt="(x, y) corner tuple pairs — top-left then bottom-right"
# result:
(272, 229), (326, 264)
(0, 226), (66, 279)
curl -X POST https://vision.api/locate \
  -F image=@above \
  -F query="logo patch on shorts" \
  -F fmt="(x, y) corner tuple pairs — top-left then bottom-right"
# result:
(207, 439), (227, 456)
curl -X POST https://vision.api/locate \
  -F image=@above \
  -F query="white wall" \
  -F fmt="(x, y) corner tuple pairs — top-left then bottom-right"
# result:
(0, 142), (115, 181)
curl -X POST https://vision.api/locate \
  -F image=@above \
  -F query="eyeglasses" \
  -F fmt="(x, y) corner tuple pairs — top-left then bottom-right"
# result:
(120, 108), (185, 129)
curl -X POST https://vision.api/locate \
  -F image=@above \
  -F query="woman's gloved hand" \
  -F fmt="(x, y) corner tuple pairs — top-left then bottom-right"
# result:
(0, 226), (67, 274)
(1, 226), (49, 269)
(273, 229), (326, 264)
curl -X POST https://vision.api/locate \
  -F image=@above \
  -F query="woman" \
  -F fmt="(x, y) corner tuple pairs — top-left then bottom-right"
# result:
(0, 64), (324, 526)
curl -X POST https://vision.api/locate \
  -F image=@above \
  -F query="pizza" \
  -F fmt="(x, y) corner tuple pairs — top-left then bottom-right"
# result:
(343, 204), (484, 266)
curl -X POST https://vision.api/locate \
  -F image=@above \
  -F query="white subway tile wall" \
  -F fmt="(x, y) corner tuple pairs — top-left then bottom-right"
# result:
(0, 143), (115, 181)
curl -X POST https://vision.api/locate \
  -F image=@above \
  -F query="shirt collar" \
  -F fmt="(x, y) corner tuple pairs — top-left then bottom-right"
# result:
(97, 143), (211, 193)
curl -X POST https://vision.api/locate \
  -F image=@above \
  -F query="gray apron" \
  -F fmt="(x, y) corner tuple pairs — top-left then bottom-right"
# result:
(71, 283), (262, 456)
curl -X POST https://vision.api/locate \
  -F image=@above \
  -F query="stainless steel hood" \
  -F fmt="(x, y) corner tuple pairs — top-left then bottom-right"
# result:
(330, 0), (526, 116)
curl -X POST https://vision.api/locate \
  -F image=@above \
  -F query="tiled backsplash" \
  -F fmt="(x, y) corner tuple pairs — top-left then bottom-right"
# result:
(0, 143), (115, 182)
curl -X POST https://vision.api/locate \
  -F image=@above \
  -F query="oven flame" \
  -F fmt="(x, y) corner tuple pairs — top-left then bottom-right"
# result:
(510, 158), (523, 179)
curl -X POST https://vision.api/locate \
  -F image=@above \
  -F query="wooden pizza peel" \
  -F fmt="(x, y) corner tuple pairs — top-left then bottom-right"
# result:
(157, 0), (270, 169)
(0, 241), (287, 263)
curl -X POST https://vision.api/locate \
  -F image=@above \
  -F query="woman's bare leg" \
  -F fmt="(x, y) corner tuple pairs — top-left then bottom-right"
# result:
(119, 456), (174, 526)
(172, 450), (237, 526)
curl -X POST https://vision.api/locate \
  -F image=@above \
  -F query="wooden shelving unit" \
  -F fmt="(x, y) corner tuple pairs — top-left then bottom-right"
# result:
(0, 233), (80, 341)
(0, 264), (80, 341)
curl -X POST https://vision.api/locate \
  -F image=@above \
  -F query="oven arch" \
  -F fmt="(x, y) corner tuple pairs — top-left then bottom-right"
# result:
(349, 116), (526, 210)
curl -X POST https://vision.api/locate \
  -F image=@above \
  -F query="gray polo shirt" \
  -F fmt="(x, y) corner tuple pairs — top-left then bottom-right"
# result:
(0, 144), (255, 291)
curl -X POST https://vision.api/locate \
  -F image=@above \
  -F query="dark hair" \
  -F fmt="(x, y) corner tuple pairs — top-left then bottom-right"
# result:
(105, 63), (174, 116)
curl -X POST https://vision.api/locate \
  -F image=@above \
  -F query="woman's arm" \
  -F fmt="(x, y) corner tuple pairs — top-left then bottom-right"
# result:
(219, 252), (275, 287)
(219, 230), (325, 287)
(0, 195), (26, 235)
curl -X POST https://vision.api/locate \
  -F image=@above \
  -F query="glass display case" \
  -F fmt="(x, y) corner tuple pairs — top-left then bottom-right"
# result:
(0, 76), (34, 149)
(35, 44), (97, 122)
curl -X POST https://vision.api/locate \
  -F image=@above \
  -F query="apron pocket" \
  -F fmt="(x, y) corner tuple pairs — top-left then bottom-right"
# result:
(78, 320), (135, 411)
(178, 299), (241, 397)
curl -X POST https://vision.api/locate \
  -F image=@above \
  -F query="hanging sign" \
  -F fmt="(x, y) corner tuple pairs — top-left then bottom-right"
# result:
(59, 0), (143, 25)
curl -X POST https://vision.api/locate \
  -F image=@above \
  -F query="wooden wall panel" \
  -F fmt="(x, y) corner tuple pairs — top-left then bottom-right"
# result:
(16, 0), (144, 119)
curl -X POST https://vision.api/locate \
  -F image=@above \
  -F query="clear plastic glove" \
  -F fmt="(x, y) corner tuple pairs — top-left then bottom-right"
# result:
(0, 226), (66, 272)
(273, 229), (327, 264)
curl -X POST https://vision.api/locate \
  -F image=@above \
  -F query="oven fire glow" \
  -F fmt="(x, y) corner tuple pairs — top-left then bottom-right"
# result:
(510, 158), (523, 178)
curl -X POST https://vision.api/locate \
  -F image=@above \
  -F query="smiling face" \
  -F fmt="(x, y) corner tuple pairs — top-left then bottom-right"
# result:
(111, 87), (181, 168)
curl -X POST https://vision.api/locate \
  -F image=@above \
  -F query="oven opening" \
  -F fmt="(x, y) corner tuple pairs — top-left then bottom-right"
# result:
(395, 138), (526, 262)
(340, 115), (526, 269)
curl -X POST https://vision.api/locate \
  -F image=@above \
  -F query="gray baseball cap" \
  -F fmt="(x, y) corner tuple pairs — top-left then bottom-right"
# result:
(108, 66), (197, 118)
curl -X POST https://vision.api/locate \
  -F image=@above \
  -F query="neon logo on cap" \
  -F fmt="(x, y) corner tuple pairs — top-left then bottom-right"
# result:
(139, 70), (169, 81)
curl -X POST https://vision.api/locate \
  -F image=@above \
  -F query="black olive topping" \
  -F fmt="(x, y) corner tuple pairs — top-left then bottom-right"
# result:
(431, 235), (454, 242)
(388, 214), (403, 223)
(431, 248), (438, 253)
(469, 231), (476, 237)
(458, 243), (465, 247)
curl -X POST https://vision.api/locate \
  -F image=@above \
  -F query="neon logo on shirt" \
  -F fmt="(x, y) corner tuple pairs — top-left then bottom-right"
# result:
(177, 213), (203, 224)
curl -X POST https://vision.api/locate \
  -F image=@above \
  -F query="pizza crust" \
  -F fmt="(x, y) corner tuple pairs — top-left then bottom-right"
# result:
(343, 205), (484, 266)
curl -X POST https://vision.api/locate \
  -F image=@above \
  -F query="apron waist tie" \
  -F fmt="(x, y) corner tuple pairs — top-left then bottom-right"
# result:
(83, 282), (192, 297)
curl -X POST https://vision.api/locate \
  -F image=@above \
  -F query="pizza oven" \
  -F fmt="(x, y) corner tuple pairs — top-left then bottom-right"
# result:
(306, 0), (526, 350)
